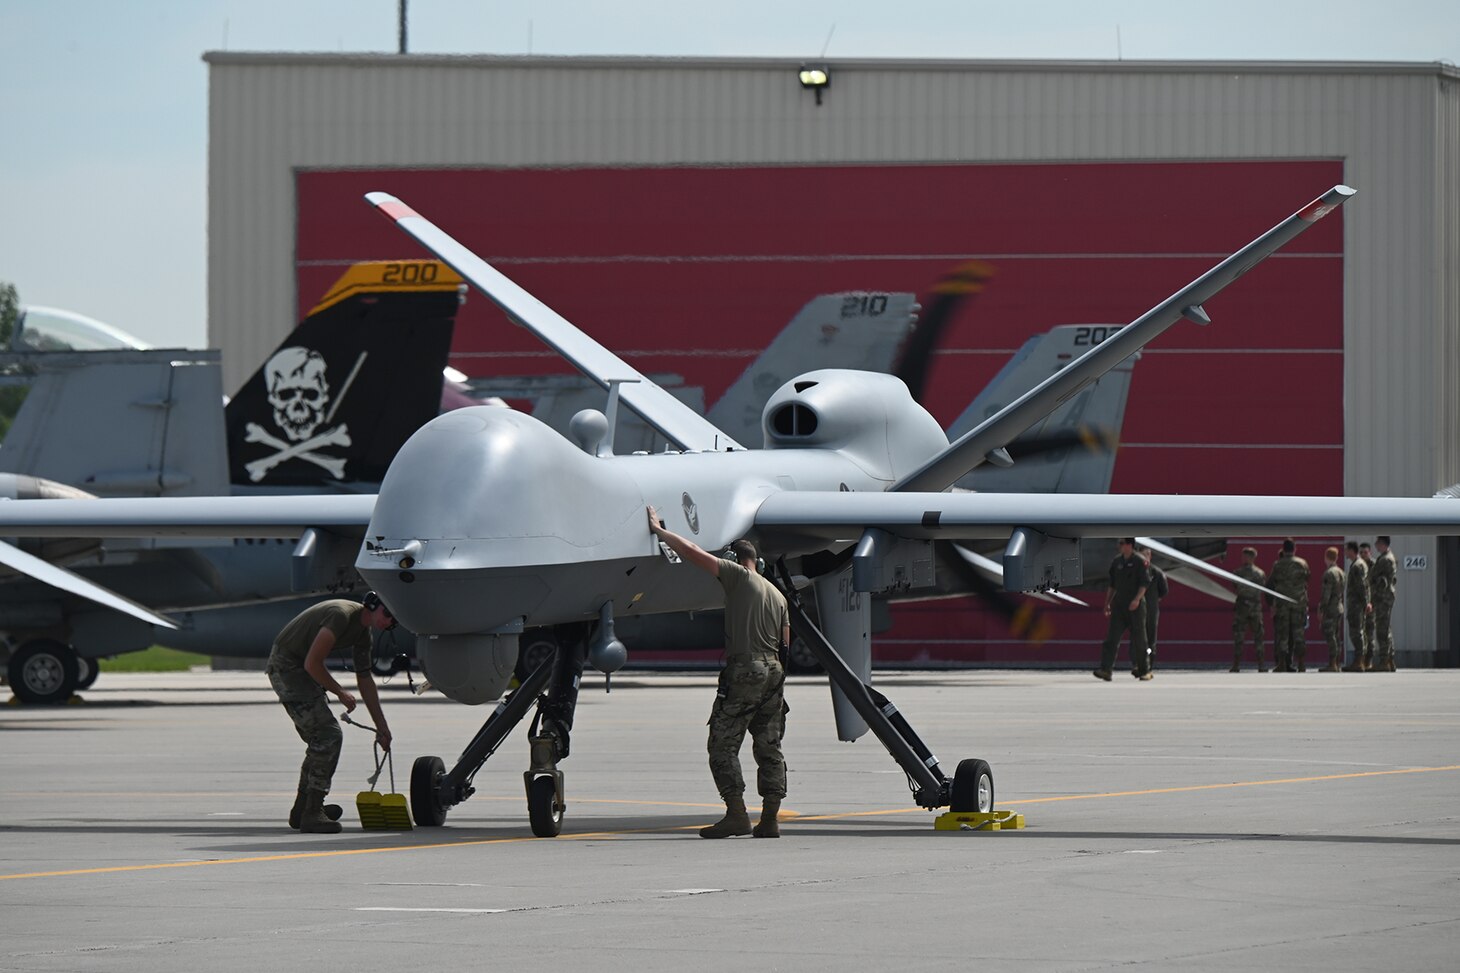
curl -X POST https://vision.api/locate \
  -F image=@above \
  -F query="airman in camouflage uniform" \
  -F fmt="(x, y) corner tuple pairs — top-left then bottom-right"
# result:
(1231, 547), (1267, 672)
(1359, 543), (1377, 660)
(1342, 541), (1372, 671)
(649, 507), (790, 838)
(1267, 540), (1311, 672)
(1371, 536), (1399, 671)
(1318, 547), (1344, 671)
(266, 595), (396, 833)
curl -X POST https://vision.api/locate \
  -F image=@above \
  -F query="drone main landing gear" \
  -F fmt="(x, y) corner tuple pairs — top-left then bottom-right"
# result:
(410, 629), (588, 836)
(771, 562), (998, 819)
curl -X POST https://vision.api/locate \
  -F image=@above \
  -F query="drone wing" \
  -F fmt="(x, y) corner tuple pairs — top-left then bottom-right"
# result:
(755, 491), (1460, 543)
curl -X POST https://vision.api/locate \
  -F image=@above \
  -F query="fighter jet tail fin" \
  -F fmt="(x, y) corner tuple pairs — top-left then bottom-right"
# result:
(707, 292), (920, 447)
(225, 260), (463, 487)
(954, 324), (1135, 495)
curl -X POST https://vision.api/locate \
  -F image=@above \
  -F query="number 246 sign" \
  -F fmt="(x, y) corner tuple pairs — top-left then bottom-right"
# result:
(1403, 555), (1429, 571)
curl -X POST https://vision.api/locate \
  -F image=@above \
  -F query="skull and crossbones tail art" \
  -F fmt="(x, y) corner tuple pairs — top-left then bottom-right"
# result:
(248, 346), (354, 481)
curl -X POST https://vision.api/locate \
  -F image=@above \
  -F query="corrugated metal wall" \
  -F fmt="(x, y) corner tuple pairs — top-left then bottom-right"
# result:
(206, 54), (1460, 658)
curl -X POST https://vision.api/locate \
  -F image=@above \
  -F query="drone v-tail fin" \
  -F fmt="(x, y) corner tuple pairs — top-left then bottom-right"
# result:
(365, 192), (745, 453)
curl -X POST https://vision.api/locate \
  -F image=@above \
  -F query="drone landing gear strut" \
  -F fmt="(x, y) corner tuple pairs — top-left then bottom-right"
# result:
(410, 627), (589, 836)
(770, 561), (995, 816)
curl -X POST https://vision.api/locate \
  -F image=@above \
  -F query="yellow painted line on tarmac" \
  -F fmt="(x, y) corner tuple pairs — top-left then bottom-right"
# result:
(4, 764), (1456, 882)
(793, 764), (1460, 820)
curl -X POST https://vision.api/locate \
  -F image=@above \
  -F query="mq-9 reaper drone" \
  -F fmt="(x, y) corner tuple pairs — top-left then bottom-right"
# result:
(5, 183), (1459, 837)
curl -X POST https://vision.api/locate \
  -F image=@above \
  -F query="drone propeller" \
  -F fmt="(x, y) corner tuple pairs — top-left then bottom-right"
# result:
(888, 260), (1093, 645)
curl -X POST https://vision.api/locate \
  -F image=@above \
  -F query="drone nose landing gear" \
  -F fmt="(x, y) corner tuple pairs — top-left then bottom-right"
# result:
(409, 626), (588, 836)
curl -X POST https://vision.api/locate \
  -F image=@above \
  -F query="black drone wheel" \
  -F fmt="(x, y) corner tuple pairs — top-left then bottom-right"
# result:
(410, 755), (448, 826)
(514, 634), (559, 683)
(526, 774), (563, 837)
(950, 758), (994, 814)
(785, 636), (824, 675)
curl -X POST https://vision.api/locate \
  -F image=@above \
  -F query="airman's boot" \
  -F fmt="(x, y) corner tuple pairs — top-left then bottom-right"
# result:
(289, 770), (343, 830)
(753, 799), (781, 838)
(699, 796), (751, 838)
(298, 789), (343, 834)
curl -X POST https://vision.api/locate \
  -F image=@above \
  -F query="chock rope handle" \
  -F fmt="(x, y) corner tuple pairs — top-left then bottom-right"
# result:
(341, 711), (393, 790)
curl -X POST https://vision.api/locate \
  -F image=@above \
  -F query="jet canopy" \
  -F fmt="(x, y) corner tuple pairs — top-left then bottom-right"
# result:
(10, 306), (151, 353)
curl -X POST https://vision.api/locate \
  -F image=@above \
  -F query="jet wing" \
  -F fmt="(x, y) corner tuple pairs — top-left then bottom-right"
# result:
(365, 193), (745, 453)
(0, 494), (376, 538)
(754, 491), (1460, 542)
(893, 185), (1355, 493)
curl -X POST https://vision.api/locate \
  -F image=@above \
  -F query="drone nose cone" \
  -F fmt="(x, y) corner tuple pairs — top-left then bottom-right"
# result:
(358, 407), (644, 634)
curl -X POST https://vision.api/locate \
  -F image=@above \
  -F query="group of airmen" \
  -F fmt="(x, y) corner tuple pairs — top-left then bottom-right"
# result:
(1232, 536), (1399, 673)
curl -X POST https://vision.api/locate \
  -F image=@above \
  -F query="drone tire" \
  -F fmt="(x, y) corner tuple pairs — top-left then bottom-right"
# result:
(410, 755), (448, 827)
(526, 775), (563, 838)
(950, 758), (994, 814)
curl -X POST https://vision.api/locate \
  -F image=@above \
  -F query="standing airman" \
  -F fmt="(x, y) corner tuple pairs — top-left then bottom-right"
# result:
(1231, 547), (1267, 672)
(1138, 545), (1168, 676)
(1318, 547), (1344, 671)
(1342, 541), (1372, 672)
(1267, 539), (1311, 673)
(1371, 535), (1399, 671)
(1359, 542), (1378, 660)
(1095, 538), (1151, 681)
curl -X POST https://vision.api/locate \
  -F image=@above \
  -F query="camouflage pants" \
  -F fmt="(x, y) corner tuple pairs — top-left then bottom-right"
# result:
(707, 657), (787, 802)
(1321, 611), (1343, 662)
(1346, 606), (1370, 663)
(1272, 606), (1306, 669)
(1373, 599), (1395, 662)
(1232, 605), (1265, 665)
(1099, 603), (1148, 674)
(1143, 603), (1160, 670)
(1363, 611), (1377, 662)
(267, 666), (342, 795)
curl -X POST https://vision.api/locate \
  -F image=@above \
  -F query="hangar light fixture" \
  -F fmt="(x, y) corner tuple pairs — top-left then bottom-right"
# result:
(798, 65), (830, 105)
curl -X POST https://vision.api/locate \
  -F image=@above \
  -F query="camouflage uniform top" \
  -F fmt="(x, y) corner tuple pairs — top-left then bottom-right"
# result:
(1107, 554), (1151, 605)
(1233, 563), (1266, 607)
(1370, 550), (1398, 607)
(1345, 557), (1370, 611)
(269, 599), (373, 673)
(1268, 553), (1311, 605)
(717, 559), (790, 665)
(1320, 565), (1344, 616)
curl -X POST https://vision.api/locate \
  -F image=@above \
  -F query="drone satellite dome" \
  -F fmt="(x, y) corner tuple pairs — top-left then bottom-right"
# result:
(761, 369), (948, 483)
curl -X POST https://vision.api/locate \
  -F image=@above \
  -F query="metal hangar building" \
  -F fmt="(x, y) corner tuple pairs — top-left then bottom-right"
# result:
(204, 53), (1460, 665)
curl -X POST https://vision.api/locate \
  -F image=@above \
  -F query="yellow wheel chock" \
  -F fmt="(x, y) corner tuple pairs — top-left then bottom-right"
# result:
(347, 720), (413, 831)
(933, 809), (1025, 832)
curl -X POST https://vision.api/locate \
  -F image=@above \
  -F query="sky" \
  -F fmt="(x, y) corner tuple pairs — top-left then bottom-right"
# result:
(1, 0), (1457, 349)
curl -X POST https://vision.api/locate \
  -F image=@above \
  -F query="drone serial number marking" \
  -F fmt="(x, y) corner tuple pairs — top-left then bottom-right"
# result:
(382, 262), (440, 283)
(841, 294), (889, 318)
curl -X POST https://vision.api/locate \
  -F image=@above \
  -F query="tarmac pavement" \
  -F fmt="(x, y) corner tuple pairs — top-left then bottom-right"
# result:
(2, 668), (1458, 972)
